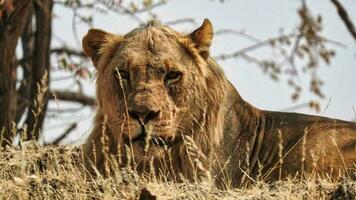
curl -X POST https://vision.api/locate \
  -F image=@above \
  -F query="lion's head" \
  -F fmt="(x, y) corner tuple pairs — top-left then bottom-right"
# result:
(82, 19), (228, 179)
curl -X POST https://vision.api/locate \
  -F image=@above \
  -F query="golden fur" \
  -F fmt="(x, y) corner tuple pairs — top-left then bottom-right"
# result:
(82, 19), (356, 187)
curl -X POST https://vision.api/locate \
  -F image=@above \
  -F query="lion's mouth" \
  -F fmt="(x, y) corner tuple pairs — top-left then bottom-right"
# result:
(123, 131), (174, 150)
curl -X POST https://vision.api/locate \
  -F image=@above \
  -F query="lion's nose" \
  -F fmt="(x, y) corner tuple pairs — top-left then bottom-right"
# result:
(128, 107), (160, 123)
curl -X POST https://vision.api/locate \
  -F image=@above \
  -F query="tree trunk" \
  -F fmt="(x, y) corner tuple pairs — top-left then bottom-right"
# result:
(0, 0), (32, 146)
(24, 0), (53, 140)
(16, 5), (34, 124)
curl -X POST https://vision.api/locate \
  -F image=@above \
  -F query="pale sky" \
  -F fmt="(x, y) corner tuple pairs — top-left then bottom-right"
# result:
(45, 0), (356, 144)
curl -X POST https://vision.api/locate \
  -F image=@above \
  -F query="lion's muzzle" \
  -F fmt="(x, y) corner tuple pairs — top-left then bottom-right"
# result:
(128, 91), (161, 123)
(128, 106), (160, 124)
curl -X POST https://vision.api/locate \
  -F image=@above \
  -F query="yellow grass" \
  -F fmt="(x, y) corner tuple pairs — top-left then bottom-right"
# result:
(0, 143), (354, 199)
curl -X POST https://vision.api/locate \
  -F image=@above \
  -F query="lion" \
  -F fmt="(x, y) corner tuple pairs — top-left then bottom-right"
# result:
(82, 19), (356, 187)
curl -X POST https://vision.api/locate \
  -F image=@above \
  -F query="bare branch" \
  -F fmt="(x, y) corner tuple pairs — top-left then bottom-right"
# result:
(48, 123), (77, 145)
(288, 34), (302, 78)
(330, 0), (356, 41)
(98, 0), (144, 23)
(132, 1), (166, 14)
(19, 46), (86, 66)
(54, 0), (165, 14)
(213, 34), (296, 60)
(51, 47), (86, 57)
(50, 90), (96, 106)
(47, 106), (85, 113)
(164, 18), (197, 26)
(215, 29), (260, 42)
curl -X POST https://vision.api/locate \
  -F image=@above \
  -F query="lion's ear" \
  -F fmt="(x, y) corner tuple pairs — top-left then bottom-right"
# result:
(82, 28), (112, 68)
(189, 18), (213, 59)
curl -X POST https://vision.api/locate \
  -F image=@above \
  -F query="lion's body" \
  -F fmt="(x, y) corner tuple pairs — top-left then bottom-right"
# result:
(217, 83), (356, 186)
(82, 19), (356, 187)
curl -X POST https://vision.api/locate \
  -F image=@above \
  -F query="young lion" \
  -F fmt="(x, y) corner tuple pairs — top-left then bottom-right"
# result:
(82, 19), (356, 187)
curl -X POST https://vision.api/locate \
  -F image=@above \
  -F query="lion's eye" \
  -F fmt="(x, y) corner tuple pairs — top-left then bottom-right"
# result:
(165, 71), (182, 83)
(115, 68), (129, 80)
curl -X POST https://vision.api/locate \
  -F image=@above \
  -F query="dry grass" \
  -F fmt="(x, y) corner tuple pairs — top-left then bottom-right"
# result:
(0, 143), (355, 200)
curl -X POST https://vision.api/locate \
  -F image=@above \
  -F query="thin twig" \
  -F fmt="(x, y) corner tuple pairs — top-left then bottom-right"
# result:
(164, 18), (197, 26)
(215, 29), (260, 42)
(133, 1), (166, 14)
(51, 47), (86, 57)
(48, 123), (77, 145)
(214, 33), (296, 60)
(47, 106), (86, 113)
(287, 34), (302, 82)
(330, 0), (356, 41)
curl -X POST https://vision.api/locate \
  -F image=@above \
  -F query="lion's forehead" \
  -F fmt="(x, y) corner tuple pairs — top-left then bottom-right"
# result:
(114, 44), (190, 72)
(117, 41), (183, 59)
(117, 27), (185, 58)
